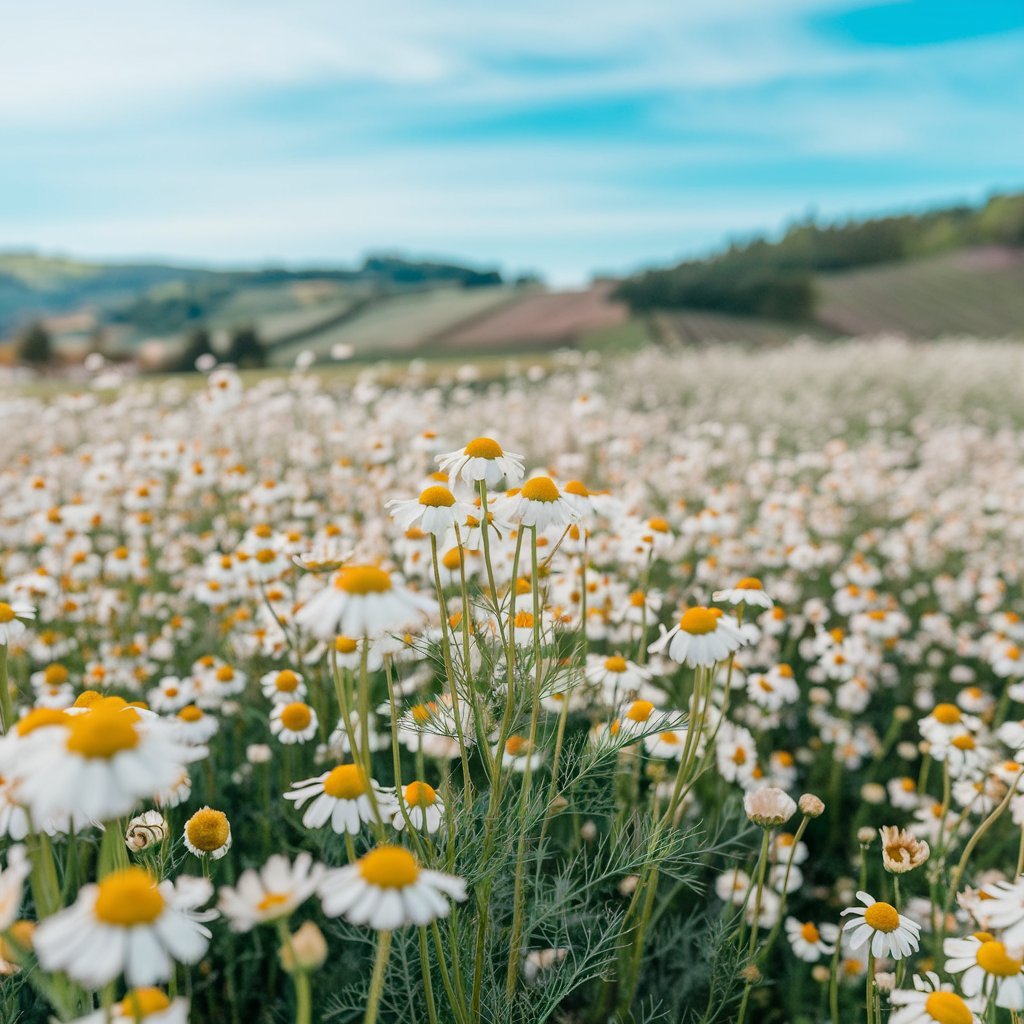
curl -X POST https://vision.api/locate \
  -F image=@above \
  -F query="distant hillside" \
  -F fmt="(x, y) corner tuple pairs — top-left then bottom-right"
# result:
(0, 251), (503, 341)
(617, 191), (1024, 320)
(816, 246), (1024, 338)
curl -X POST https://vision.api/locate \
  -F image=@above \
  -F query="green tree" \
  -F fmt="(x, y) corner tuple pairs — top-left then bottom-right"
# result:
(226, 324), (266, 369)
(177, 326), (214, 372)
(16, 320), (53, 367)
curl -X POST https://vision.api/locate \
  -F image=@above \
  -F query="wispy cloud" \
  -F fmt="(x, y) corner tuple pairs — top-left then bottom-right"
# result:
(1, 1), (1020, 282)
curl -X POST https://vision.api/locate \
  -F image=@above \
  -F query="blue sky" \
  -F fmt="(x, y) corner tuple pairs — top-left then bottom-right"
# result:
(2, 0), (1022, 283)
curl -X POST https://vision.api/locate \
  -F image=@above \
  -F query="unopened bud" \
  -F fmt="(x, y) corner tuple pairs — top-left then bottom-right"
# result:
(857, 827), (875, 846)
(798, 794), (825, 818)
(580, 820), (598, 842)
(618, 875), (640, 897)
(279, 921), (328, 974)
(739, 964), (762, 984)
(125, 810), (168, 852)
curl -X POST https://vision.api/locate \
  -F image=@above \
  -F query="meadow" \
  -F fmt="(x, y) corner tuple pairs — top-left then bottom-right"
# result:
(1, 337), (1024, 1024)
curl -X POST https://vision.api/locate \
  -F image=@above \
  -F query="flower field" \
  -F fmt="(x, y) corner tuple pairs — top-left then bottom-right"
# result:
(2, 337), (1024, 1024)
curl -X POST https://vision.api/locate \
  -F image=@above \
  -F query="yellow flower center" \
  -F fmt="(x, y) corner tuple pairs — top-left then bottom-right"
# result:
(863, 902), (900, 933)
(626, 700), (655, 722)
(951, 734), (975, 751)
(359, 845), (420, 888)
(442, 548), (462, 570)
(334, 636), (359, 654)
(933, 703), (961, 725)
(418, 486), (456, 508)
(800, 922), (820, 943)
(404, 781), (438, 807)
(117, 989), (172, 1020)
(977, 940), (1023, 977)
(334, 565), (392, 594)
(735, 577), (763, 590)
(604, 655), (628, 673)
(514, 611), (535, 628)
(94, 868), (165, 926)
(186, 808), (230, 852)
(178, 704), (203, 722)
(505, 735), (528, 756)
(323, 764), (368, 799)
(256, 892), (290, 913)
(17, 708), (70, 736)
(43, 664), (68, 685)
(0, 603), (16, 623)
(679, 607), (719, 635)
(521, 477), (560, 503)
(923, 991), (974, 1024)
(280, 702), (313, 732)
(66, 707), (140, 759)
(275, 670), (300, 692)
(215, 665), (235, 682)
(564, 480), (589, 496)
(463, 437), (503, 459)
(658, 731), (681, 745)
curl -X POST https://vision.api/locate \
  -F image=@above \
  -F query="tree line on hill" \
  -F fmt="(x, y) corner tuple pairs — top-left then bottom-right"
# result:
(615, 191), (1024, 318)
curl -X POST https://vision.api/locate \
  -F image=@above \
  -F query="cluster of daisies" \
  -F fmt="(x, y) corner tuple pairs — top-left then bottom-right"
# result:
(0, 337), (1022, 1023)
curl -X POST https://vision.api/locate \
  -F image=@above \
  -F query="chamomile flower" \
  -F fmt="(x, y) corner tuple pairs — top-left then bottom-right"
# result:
(34, 868), (213, 988)
(713, 577), (774, 610)
(648, 607), (746, 668)
(888, 972), (980, 1024)
(784, 918), (839, 962)
(260, 669), (308, 704)
(319, 844), (467, 929)
(436, 436), (524, 489)
(505, 477), (579, 531)
(183, 807), (232, 861)
(284, 764), (397, 834)
(68, 990), (188, 1024)
(945, 933), (1024, 1008)
(217, 852), (325, 932)
(13, 700), (202, 823)
(0, 601), (35, 645)
(386, 486), (467, 538)
(295, 564), (435, 639)
(270, 701), (319, 744)
(392, 780), (445, 834)
(841, 891), (921, 960)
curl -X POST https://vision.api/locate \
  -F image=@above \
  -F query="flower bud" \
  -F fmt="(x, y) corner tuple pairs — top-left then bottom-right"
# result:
(798, 794), (825, 818)
(279, 921), (328, 974)
(125, 810), (168, 852)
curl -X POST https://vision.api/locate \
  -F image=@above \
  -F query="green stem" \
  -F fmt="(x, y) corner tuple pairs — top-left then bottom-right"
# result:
(364, 930), (393, 1024)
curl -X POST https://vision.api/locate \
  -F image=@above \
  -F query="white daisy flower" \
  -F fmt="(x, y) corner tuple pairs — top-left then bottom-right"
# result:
(889, 971), (981, 1024)
(436, 436), (524, 489)
(295, 565), (435, 639)
(0, 844), (29, 930)
(784, 918), (838, 962)
(841, 890), (921, 960)
(504, 477), (579, 532)
(270, 701), (319, 744)
(648, 607), (746, 669)
(320, 844), (467, 930)
(392, 781), (445, 834)
(712, 577), (774, 609)
(0, 601), (35, 646)
(12, 699), (202, 823)
(386, 485), (469, 538)
(68, 990), (188, 1024)
(34, 868), (213, 989)
(217, 852), (325, 932)
(260, 669), (308, 704)
(945, 933), (1024, 1009)
(284, 764), (397, 834)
